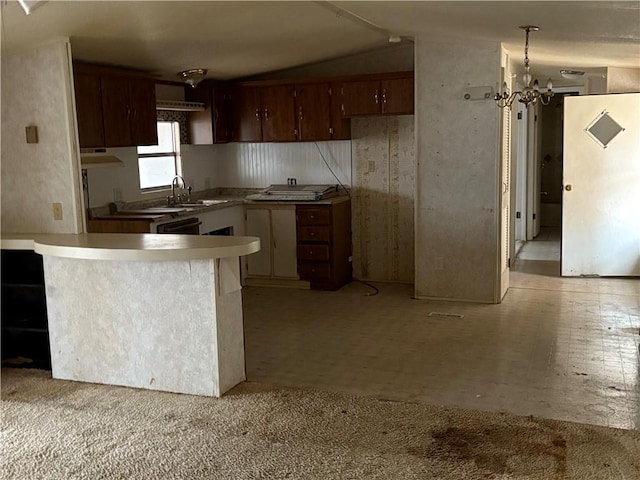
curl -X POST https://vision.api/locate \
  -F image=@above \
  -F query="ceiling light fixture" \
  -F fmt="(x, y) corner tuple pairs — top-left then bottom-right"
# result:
(560, 69), (586, 80)
(178, 69), (207, 88)
(495, 26), (554, 109)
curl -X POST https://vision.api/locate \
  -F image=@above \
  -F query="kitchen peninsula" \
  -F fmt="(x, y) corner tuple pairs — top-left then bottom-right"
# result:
(1, 233), (259, 397)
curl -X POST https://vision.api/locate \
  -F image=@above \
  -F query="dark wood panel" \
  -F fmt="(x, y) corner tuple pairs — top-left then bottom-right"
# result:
(128, 79), (158, 146)
(296, 200), (352, 290)
(74, 71), (105, 148)
(381, 77), (414, 115)
(298, 262), (331, 281)
(297, 226), (331, 243)
(186, 83), (231, 144)
(296, 208), (331, 226)
(212, 86), (231, 143)
(297, 245), (330, 261)
(87, 219), (153, 233)
(231, 86), (262, 142)
(340, 80), (380, 117)
(261, 85), (296, 142)
(330, 82), (351, 140)
(296, 83), (331, 142)
(101, 76), (132, 147)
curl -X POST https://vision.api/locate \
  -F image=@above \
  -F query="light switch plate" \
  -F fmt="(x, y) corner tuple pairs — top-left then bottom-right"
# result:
(26, 125), (38, 143)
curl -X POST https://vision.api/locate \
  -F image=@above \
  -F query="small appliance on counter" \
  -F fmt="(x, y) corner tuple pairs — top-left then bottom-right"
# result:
(246, 184), (338, 202)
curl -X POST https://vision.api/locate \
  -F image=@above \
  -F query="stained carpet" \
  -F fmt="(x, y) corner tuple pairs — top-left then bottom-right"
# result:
(1, 369), (638, 479)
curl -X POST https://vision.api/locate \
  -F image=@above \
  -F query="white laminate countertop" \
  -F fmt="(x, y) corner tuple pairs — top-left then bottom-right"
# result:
(1, 233), (260, 262)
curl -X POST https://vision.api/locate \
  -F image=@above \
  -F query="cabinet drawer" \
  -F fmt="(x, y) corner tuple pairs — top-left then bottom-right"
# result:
(297, 208), (330, 226)
(297, 245), (330, 261)
(297, 226), (330, 242)
(298, 262), (331, 280)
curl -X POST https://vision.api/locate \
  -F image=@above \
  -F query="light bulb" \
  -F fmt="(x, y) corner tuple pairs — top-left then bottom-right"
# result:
(546, 79), (553, 91)
(533, 79), (539, 91)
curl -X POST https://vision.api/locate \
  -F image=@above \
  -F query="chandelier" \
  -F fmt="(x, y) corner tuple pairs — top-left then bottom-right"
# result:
(495, 26), (554, 109)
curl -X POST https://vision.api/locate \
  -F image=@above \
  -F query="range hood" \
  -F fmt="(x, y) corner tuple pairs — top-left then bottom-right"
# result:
(80, 151), (125, 169)
(156, 99), (205, 112)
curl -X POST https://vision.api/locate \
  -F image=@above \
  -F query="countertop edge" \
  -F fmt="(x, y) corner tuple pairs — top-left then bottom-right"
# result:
(3, 233), (261, 261)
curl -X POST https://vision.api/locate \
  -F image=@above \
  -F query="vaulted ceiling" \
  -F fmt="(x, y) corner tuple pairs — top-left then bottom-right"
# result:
(2, 1), (639, 84)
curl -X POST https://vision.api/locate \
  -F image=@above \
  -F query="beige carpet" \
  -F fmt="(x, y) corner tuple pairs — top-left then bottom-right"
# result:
(1, 369), (638, 480)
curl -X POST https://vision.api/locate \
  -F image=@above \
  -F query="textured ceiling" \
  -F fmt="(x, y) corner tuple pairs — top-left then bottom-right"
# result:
(1, 1), (638, 82)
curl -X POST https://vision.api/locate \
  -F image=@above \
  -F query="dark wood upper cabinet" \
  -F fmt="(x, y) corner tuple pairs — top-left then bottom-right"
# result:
(261, 85), (296, 142)
(381, 77), (414, 115)
(73, 71), (105, 148)
(231, 85), (295, 142)
(73, 62), (157, 148)
(185, 83), (231, 144)
(330, 82), (351, 141)
(296, 83), (332, 142)
(128, 79), (158, 145)
(231, 86), (262, 142)
(340, 73), (414, 117)
(101, 76), (133, 147)
(340, 80), (381, 117)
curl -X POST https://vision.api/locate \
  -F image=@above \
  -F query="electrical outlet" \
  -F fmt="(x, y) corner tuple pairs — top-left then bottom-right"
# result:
(434, 257), (444, 270)
(52, 203), (63, 221)
(113, 188), (123, 202)
(368, 160), (376, 173)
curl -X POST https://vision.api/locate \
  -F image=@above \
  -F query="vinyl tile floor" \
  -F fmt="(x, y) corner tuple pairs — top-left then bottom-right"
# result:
(243, 229), (640, 430)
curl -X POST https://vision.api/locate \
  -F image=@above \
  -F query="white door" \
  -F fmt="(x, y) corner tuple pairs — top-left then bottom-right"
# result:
(271, 207), (298, 278)
(246, 208), (271, 276)
(562, 93), (640, 276)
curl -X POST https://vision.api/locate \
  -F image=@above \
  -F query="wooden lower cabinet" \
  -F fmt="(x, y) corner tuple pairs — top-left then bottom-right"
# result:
(296, 199), (352, 290)
(87, 218), (154, 233)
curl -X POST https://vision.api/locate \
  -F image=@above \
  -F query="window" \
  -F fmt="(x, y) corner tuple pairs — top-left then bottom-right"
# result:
(137, 121), (181, 190)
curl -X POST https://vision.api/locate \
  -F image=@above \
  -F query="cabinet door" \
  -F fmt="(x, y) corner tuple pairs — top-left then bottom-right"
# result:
(74, 71), (105, 148)
(340, 80), (380, 117)
(101, 76), (132, 147)
(232, 86), (262, 142)
(128, 79), (158, 146)
(330, 82), (351, 140)
(212, 86), (231, 143)
(245, 208), (272, 276)
(381, 77), (414, 115)
(185, 84), (214, 145)
(296, 83), (331, 141)
(186, 84), (230, 144)
(271, 208), (298, 278)
(261, 85), (296, 142)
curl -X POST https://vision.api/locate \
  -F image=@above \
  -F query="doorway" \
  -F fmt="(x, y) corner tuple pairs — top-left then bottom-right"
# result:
(514, 89), (580, 275)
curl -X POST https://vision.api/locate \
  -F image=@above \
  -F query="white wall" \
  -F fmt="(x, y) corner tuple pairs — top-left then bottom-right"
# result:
(215, 141), (352, 187)
(86, 141), (352, 207)
(351, 116), (414, 283)
(1, 40), (83, 234)
(414, 37), (501, 303)
(607, 67), (640, 93)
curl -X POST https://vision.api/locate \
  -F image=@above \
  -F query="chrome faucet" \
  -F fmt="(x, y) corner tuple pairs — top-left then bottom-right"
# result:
(168, 175), (189, 206)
